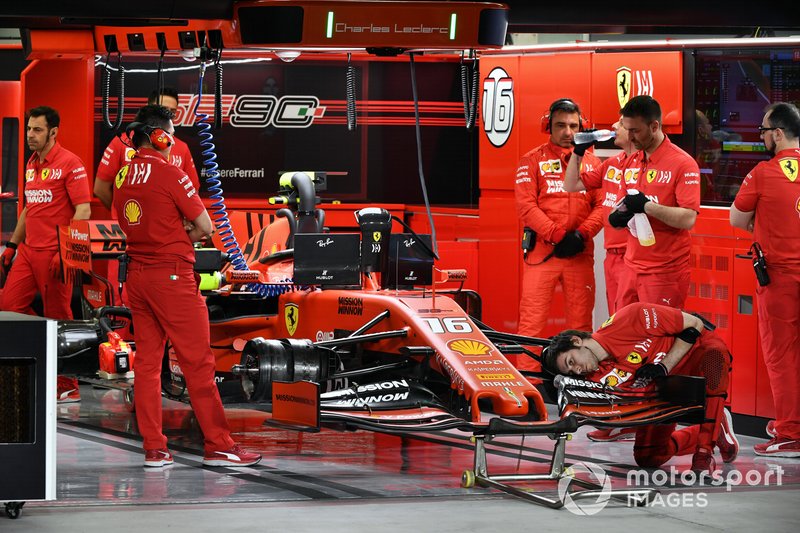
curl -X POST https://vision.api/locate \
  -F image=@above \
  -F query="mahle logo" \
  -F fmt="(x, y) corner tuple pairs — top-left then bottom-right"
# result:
(482, 67), (514, 147)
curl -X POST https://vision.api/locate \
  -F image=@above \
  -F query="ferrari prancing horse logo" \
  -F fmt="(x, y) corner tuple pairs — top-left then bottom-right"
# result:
(647, 169), (658, 183)
(779, 157), (798, 182)
(616, 66), (632, 109)
(285, 303), (299, 336)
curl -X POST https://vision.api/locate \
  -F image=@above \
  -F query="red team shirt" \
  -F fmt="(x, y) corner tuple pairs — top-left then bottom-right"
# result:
(97, 134), (200, 190)
(580, 150), (632, 250)
(113, 148), (205, 265)
(24, 142), (92, 250)
(515, 142), (604, 258)
(619, 136), (701, 273)
(733, 147), (800, 272)
(586, 303), (703, 389)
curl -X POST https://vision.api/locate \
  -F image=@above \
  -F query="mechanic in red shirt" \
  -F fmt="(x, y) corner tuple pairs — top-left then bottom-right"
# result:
(114, 105), (260, 468)
(95, 87), (199, 212)
(564, 115), (635, 315)
(542, 302), (737, 475)
(0, 106), (91, 403)
(607, 96), (701, 310)
(514, 99), (604, 371)
(730, 102), (800, 458)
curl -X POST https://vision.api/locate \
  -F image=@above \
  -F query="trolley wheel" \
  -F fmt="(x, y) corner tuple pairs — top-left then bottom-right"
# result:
(461, 469), (475, 489)
(5, 502), (24, 519)
(124, 387), (135, 413)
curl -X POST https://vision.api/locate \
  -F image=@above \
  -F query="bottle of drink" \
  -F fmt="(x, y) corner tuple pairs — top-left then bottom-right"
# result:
(574, 129), (616, 144)
(633, 213), (656, 247)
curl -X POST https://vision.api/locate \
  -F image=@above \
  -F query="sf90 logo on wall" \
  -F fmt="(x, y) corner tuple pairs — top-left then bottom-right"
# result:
(174, 95), (327, 129)
(482, 67), (514, 147)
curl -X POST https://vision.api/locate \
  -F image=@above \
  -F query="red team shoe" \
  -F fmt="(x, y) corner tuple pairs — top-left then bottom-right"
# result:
(57, 376), (81, 403)
(691, 447), (717, 476)
(144, 449), (174, 467)
(716, 408), (739, 463)
(754, 437), (800, 458)
(586, 427), (636, 442)
(203, 445), (262, 467)
(766, 420), (777, 438)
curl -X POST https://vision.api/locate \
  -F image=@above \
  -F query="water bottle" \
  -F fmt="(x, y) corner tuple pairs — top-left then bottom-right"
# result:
(574, 129), (616, 144)
(621, 189), (655, 247)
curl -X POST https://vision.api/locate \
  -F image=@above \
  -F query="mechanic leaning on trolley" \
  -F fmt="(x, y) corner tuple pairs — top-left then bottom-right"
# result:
(730, 102), (800, 458)
(514, 98), (604, 372)
(543, 302), (738, 475)
(114, 104), (261, 468)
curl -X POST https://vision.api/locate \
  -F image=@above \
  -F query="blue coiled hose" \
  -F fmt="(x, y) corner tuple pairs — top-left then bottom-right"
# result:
(193, 62), (291, 297)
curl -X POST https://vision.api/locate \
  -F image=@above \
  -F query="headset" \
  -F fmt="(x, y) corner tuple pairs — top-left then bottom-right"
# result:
(125, 121), (174, 151)
(540, 98), (589, 133)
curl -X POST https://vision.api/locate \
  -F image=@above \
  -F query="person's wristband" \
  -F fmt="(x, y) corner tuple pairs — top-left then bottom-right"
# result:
(4, 241), (17, 250)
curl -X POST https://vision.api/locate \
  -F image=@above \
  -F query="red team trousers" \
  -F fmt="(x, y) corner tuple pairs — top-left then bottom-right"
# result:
(756, 269), (800, 440)
(0, 243), (72, 319)
(633, 334), (731, 468)
(127, 260), (234, 453)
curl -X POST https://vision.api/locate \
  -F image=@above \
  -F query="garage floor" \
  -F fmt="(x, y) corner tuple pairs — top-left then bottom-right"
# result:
(4, 384), (799, 532)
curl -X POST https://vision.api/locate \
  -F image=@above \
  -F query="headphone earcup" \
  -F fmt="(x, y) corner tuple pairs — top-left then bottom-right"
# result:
(149, 128), (173, 151)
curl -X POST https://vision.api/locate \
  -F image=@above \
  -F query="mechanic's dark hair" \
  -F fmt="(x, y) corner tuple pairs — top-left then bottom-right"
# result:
(621, 95), (662, 123)
(27, 106), (60, 129)
(765, 102), (800, 139)
(128, 105), (173, 149)
(542, 330), (593, 375)
(148, 87), (179, 105)
(548, 98), (582, 130)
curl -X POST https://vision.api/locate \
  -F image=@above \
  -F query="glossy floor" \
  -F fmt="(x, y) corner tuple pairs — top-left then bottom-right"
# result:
(5, 385), (800, 532)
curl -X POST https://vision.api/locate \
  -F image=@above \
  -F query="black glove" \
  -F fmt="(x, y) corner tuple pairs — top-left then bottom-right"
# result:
(634, 362), (668, 381)
(608, 209), (634, 228)
(571, 129), (597, 157)
(623, 191), (650, 214)
(553, 230), (585, 258)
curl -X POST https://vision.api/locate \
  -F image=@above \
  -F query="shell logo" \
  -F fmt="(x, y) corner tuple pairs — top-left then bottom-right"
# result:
(541, 161), (551, 172)
(125, 148), (136, 161)
(606, 168), (616, 180)
(605, 375), (619, 387)
(448, 338), (492, 356)
(124, 200), (143, 225)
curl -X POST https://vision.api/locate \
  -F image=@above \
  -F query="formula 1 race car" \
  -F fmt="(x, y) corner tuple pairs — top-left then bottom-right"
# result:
(55, 172), (706, 507)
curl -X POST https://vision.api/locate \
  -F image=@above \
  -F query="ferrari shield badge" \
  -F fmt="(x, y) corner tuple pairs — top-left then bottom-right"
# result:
(647, 169), (658, 183)
(779, 158), (798, 182)
(285, 303), (299, 336)
(372, 231), (381, 242)
(616, 66), (632, 109)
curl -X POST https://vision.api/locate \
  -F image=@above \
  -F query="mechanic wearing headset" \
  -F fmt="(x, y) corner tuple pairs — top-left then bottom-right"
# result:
(514, 98), (604, 371)
(0, 106), (91, 404)
(114, 105), (260, 468)
(94, 87), (199, 212)
(542, 302), (738, 475)
(730, 102), (800, 458)
(564, 115), (635, 315)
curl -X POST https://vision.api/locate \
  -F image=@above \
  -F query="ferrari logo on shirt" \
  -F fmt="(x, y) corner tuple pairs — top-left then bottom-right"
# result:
(600, 314), (615, 329)
(115, 166), (129, 189)
(616, 67), (632, 109)
(41, 168), (50, 180)
(646, 169), (658, 183)
(123, 200), (142, 225)
(626, 351), (643, 365)
(373, 231), (381, 242)
(285, 303), (299, 336)
(779, 157), (798, 182)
